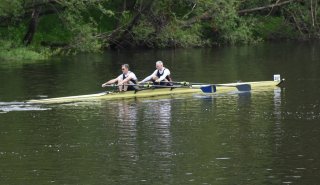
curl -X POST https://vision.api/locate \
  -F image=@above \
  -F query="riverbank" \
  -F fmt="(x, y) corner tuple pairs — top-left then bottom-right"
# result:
(2, 1), (319, 61)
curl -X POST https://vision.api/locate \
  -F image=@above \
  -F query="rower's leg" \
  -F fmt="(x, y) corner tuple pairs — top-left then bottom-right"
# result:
(151, 77), (172, 86)
(127, 81), (139, 91)
(118, 85), (123, 91)
(117, 79), (128, 91)
(151, 76), (160, 85)
(160, 79), (171, 86)
(151, 76), (158, 81)
(122, 82), (128, 91)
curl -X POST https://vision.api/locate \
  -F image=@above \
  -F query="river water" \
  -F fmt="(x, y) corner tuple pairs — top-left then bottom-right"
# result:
(1, 42), (320, 184)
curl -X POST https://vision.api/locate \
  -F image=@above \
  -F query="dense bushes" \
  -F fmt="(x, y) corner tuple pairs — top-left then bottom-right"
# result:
(0, 0), (317, 60)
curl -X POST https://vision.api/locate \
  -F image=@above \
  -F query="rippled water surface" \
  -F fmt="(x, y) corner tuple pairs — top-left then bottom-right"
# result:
(1, 42), (320, 184)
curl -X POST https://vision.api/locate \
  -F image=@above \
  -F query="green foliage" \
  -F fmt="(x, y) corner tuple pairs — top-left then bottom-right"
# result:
(284, 3), (319, 38)
(0, 0), (23, 17)
(253, 16), (297, 40)
(62, 0), (115, 52)
(132, 19), (155, 46)
(0, 24), (26, 43)
(1, 0), (320, 60)
(0, 19), (51, 60)
(0, 0), (112, 54)
(34, 15), (72, 44)
(206, 0), (257, 44)
(0, 40), (51, 60)
(132, 16), (207, 48)
(219, 16), (259, 44)
(119, 10), (133, 26)
(69, 24), (102, 53)
(155, 23), (207, 48)
(238, 0), (275, 10)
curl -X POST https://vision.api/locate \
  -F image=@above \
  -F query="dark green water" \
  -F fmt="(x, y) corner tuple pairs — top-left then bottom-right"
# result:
(1, 42), (320, 184)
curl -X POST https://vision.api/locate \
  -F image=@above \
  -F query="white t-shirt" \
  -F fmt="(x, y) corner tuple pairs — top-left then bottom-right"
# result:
(117, 71), (137, 82)
(141, 68), (170, 82)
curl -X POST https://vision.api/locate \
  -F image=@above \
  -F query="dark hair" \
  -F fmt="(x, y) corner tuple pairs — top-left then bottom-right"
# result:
(122, 64), (129, 69)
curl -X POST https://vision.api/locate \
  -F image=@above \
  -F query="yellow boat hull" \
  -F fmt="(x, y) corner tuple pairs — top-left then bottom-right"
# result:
(27, 80), (283, 104)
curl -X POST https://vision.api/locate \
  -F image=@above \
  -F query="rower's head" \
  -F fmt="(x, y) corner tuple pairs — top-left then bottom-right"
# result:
(156, 61), (164, 70)
(121, 64), (129, 73)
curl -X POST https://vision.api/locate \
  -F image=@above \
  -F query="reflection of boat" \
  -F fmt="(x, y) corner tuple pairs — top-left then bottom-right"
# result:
(28, 78), (284, 104)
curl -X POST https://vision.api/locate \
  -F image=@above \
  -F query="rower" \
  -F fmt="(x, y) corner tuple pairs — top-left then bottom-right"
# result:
(101, 64), (138, 91)
(139, 61), (172, 86)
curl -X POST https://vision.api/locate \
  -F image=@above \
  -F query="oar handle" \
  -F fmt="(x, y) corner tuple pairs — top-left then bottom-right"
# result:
(102, 83), (175, 87)
(103, 83), (191, 89)
(102, 83), (139, 87)
(172, 81), (211, 86)
(102, 84), (118, 88)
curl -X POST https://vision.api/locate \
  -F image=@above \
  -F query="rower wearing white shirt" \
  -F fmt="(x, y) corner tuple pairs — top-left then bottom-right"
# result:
(140, 61), (172, 85)
(101, 64), (138, 91)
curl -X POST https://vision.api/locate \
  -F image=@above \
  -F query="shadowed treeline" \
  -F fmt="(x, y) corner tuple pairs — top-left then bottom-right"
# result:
(1, 0), (319, 60)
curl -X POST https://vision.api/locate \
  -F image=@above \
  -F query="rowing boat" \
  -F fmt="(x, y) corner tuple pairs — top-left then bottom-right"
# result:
(27, 76), (284, 104)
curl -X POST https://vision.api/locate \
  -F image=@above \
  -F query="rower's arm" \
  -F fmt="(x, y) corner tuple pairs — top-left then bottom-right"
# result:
(140, 75), (152, 83)
(120, 75), (132, 84)
(102, 78), (118, 87)
(140, 70), (157, 83)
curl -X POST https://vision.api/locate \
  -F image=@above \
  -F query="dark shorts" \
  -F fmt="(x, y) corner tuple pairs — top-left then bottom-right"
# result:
(127, 85), (138, 91)
(153, 81), (173, 86)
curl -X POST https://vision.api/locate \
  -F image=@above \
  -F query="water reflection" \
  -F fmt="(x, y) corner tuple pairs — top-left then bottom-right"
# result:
(237, 91), (252, 108)
(103, 100), (138, 162)
(273, 87), (282, 123)
(141, 99), (172, 138)
(273, 87), (284, 151)
(140, 99), (173, 182)
(102, 98), (173, 183)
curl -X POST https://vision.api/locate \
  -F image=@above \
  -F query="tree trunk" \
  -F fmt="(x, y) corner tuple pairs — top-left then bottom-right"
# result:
(238, 0), (299, 15)
(23, 6), (42, 46)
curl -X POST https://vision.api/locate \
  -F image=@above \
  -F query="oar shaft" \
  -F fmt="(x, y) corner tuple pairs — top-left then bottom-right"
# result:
(172, 81), (214, 86)
(172, 81), (251, 92)
(103, 83), (188, 88)
(103, 84), (133, 87)
(103, 81), (251, 92)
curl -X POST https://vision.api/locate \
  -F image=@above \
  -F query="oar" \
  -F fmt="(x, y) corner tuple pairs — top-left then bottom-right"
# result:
(103, 83), (188, 88)
(138, 84), (218, 93)
(102, 83), (216, 93)
(172, 81), (251, 92)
